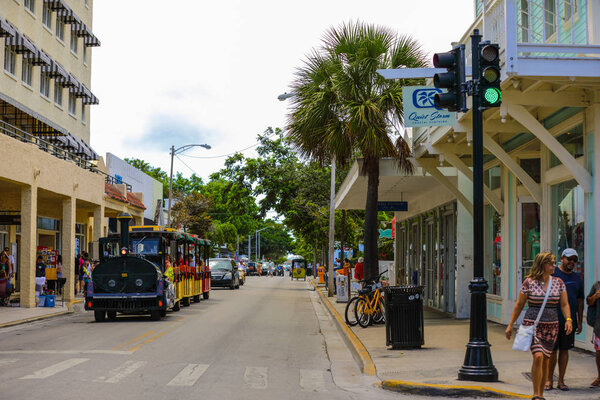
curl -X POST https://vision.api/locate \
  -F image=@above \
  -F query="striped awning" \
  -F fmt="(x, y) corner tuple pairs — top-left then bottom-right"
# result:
(25, 48), (52, 66)
(42, 60), (69, 82)
(6, 32), (36, 55)
(58, 8), (81, 25)
(84, 26), (101, 47)
(0, 17), (16, 38)
(44, 0), (68, 11)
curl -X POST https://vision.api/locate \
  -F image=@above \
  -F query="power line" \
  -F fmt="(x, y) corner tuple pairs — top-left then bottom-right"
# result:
(179, 131), (277, 159)
(175, 155), (199, 175)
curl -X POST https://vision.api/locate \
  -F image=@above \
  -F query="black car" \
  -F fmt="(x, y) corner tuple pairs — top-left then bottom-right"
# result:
(209, 258), (240, 289)
(246, 262), (257, 276)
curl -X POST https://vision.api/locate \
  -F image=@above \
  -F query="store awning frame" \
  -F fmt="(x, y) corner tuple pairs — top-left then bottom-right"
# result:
(44, 0), (68, 11)
(6, 32), (36, 55)
(0, 17), (16, 38)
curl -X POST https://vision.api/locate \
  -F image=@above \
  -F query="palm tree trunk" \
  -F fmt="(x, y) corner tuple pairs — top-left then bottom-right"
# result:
(363, 160), (379, 281)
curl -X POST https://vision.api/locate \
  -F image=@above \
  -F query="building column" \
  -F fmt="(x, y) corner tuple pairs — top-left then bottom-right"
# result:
(92, 205), (104, 260)
(593, 103), (600, 288)
(456, 172), (473, 319)
(62, 197), (76, 302)
(20, 184), (37, 308)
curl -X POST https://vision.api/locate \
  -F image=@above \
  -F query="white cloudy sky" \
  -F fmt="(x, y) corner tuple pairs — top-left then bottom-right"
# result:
(90, 0), (474, 181)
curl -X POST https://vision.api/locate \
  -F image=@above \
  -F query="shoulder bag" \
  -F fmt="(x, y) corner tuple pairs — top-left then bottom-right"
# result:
(513, 276), (552, 352)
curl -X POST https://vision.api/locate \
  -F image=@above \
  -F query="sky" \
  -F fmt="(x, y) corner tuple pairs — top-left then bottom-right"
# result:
(90, 0), (475, 182)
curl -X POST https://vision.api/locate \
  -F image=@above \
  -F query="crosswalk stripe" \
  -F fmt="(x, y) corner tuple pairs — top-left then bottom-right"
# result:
(0, 359), (18, 366)
(20, 358), (89, 379)
(244, 366), (268, 389)
(167, 363), (209, 386)
(96, 360), (147, 383)
(300, 369), (325, 392)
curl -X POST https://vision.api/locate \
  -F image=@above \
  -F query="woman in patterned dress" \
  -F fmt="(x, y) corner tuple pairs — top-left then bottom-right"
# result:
(506, 252), (572, 400)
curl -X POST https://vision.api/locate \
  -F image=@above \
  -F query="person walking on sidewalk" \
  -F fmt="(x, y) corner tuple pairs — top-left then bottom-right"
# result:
(505, 252), (572, 400)
(546, 248), (584, 391)
(587, 280), (600, 388)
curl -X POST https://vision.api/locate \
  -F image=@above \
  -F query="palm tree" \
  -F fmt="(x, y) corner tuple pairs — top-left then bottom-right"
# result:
(287, 21), (428, 280)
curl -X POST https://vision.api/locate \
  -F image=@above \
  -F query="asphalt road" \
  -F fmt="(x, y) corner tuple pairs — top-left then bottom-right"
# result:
(0, 275), (419, 400)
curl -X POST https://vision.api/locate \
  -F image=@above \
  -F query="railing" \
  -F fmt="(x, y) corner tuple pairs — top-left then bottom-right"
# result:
(101, 171), (132, 192)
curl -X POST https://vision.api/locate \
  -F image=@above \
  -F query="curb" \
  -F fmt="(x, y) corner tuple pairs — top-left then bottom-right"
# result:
(0, 299), (83, 329)
(309, 279), (377, 376)
(381, 380), (530, 398)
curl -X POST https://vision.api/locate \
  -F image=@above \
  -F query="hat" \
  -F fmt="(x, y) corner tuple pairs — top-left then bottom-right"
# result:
(358, 257), (364, 263)
(561, 248), (578, 258)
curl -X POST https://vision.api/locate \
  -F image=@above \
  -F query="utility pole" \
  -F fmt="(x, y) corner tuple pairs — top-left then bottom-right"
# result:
(327, 155), (336, 297)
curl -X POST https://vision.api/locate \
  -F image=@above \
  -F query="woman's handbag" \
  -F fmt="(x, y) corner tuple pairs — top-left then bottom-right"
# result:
(512, 276), (552, 352)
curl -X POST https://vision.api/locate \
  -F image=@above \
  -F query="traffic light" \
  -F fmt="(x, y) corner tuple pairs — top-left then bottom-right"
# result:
(432, 46), (466, 112)
(478, 43), (501, 108)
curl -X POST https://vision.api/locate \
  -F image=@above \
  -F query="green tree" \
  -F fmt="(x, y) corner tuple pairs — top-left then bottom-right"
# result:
(171, 191), (212, 236)
(287, 21), (428, 279)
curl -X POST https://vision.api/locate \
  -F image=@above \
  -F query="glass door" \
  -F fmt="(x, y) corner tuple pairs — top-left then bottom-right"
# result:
(424, 218), (436, 308)
(517, 199), (540, 285)
(441, 212), (456, 313)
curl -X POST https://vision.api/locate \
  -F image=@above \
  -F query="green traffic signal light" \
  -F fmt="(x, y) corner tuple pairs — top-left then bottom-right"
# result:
(483, 87), (501, 105)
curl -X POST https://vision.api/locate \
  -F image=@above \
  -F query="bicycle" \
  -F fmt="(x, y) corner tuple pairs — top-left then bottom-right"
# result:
(344, 270), (387, 327)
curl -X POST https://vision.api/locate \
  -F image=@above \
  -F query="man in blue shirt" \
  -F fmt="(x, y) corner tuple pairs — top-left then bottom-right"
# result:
(546, 248), (584, 391)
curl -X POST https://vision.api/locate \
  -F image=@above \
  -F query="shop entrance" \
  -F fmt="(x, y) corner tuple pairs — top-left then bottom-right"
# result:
(424, 217), (436, 308)
(517, 199), (540, 285)
(441, 212), (456, 313)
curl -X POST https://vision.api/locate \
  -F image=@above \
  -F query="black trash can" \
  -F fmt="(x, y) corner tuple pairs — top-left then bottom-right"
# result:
(384, 285), (424, 349)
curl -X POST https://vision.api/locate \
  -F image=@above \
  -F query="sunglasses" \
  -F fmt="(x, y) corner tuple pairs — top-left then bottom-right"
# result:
(566, 256), (578, 262)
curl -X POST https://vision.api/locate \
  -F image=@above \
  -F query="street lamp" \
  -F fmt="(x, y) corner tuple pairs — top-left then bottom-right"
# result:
(255, 227), (268, 261)
(167, 143), (211, 228)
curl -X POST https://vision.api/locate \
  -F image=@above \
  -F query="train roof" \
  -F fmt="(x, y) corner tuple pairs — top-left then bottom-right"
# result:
(129, 225), (211, 245)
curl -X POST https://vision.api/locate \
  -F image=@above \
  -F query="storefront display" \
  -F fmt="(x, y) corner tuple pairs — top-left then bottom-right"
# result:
(552, 180), (585, 279)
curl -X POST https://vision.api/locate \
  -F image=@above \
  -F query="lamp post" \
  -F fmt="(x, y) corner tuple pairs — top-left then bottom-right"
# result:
(167, 143), (211, 228)
(255, 227), (268, 261)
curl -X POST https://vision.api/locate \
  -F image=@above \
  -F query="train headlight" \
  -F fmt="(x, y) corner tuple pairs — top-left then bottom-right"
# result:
(108, 279), (116, 288)
(135, 278), (143, 287)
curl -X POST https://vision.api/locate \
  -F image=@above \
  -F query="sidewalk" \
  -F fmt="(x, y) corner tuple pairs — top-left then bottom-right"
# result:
(312, 280), (599, 399)
(0, 294), (83, 328)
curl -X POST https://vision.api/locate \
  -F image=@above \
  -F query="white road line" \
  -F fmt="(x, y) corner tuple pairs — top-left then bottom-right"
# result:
(244, 366), (268, 389)
(0, 350), (132, 355)
(20, 358), (89, 379)
(300, 369), (326, 392)
(167, 363), (209, 386)
(96, 360), (147, 383)
(0, 359), (18, 366)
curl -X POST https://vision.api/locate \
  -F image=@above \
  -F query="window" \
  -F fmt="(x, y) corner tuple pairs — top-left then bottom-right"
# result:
(519, 158), (541, 183)
(552, 180), (584, 278)
(484, 166), (501, 190)
(42, 3), (52, 29)
(70, 31), (78, 54)
(40, 71), (50, 98)
(83, 46), (87, 64)
(563, 0), (578, 22)
(4, 46), (16, 75)
(68, 92), (76, 116)
(81, 103), (86, 123)
(22, 57), (33, 86)
(54, 83), (63, 106)
(544, 0), (557, 41)
(24, 0), (35, 14)
(56, 16), (65, 41)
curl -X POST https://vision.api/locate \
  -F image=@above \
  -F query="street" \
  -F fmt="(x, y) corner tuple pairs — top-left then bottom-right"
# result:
(0, 275), (412, 400)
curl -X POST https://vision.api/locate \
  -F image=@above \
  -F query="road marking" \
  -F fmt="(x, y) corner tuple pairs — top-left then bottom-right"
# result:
(300, 369), (326, 392)
(244, 366), (268, 389)
(167, 363), (209, 386)
(0, 350), (132, 355)
(0, 359), (18, 366)
(112, 330), (156, 350)
(96, 360), (147, 383)
(20, 358), (89, 379)
(127, 330), (168, 352)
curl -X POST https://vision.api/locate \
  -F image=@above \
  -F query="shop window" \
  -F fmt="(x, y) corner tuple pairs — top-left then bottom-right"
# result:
(37, 217), (60, 231)
(40, 71), (50, 98)
(75, 223), (86, 234)
(519, 158), (541, 183)
(68, 92), (77, 116)
(552, 180), (584, 278)
(56, 16), (65, 41)
(484, 166), (501, 190)
(550, 124), (584, 168)
(42, 3), (52, 29)
(24, 0), (35, 14)
(4, 46), (17, 75)
(54, 83), (63, 106)
(484, 206), (501, 295)
(70, 31), (78, 55)
(22, 57), (33, 87)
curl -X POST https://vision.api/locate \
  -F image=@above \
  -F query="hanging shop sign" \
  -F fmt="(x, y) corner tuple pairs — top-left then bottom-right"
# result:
(402, 86), (456, 127)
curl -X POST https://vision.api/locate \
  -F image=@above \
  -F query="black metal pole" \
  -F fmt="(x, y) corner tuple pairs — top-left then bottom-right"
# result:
(458, 29), (498, 382)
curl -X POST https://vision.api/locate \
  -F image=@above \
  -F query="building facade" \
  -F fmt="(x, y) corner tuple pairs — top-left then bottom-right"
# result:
(335, 0), (600, 351)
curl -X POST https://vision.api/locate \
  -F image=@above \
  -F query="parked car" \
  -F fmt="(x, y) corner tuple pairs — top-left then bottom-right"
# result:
(246, 262), (257, 276)
(209, 258), (240, 289)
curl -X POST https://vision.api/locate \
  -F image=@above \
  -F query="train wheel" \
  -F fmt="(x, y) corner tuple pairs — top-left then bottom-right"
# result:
(203, 291), (209, 300)
(94, 310), (106, 322)
(193, 295), (200, 303)
(160, 309), (167, 317)
(107, 311), (117, 320)
(182, 297), (190, 307)
(172, 301), (180, 312)
(150, 310), (161, 321)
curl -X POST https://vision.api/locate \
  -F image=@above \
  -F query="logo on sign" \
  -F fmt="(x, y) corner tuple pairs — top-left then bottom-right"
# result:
(403, 86), (456, 127)
(413, 88), (442, 109)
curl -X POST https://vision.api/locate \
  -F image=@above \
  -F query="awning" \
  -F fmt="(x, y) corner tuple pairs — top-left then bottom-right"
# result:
(58, 8), (81, 25)
(82, 91), (99, 105)
(73, 22), (88, 37)
(0, 17), (16, 38)
(44, 0), (68, 11)
(42, 60), (69, 82)
(83, 27), (101, 47)
(64, 73), (79, 88)
(70, 82), (87, 97)
(6, 32), (36, 55)
(25, 48), (52, 66)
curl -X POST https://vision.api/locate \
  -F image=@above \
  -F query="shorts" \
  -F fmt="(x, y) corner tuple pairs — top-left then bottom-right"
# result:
(593, 334), (600, 351)
(553, 322), (575, 351)
(78, 274), (84, 282)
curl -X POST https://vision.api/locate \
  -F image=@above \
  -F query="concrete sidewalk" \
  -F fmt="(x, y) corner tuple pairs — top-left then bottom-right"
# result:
(0, 294), (83, 328)
(313, 280), (599, 399)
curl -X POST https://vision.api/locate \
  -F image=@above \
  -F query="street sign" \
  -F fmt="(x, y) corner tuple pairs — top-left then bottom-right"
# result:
(377, 201), (408, 211)
(402, 86), (456, 127)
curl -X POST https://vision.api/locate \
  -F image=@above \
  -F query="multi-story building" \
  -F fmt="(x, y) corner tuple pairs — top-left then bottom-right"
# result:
(335, 0), (600, 351)
(0, 0), (145, 307)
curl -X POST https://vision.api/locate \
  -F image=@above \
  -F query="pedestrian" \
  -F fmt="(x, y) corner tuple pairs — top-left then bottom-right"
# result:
(546, 248), (584, 391)
(35, 255), (45, 278)
(4, 247), (15, 277)
(0, 251), (9, 274)
(505, 252), (572, 400)
(78, 253), (85, 294)
(354, 257), (364, 280)
(586, 279), (600, 388)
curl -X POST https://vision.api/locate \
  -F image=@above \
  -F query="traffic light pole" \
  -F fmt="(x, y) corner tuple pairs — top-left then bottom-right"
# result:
(458, 29), (498, 382)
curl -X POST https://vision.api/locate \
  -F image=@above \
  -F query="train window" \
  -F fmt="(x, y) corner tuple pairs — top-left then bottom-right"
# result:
(131, 238), (159, 255)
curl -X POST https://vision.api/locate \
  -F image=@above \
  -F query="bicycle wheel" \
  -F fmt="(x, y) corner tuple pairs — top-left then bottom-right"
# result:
(355, 297), (371, 328)
(345, 296), (360, 326)
(373, 296), (385, 324)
